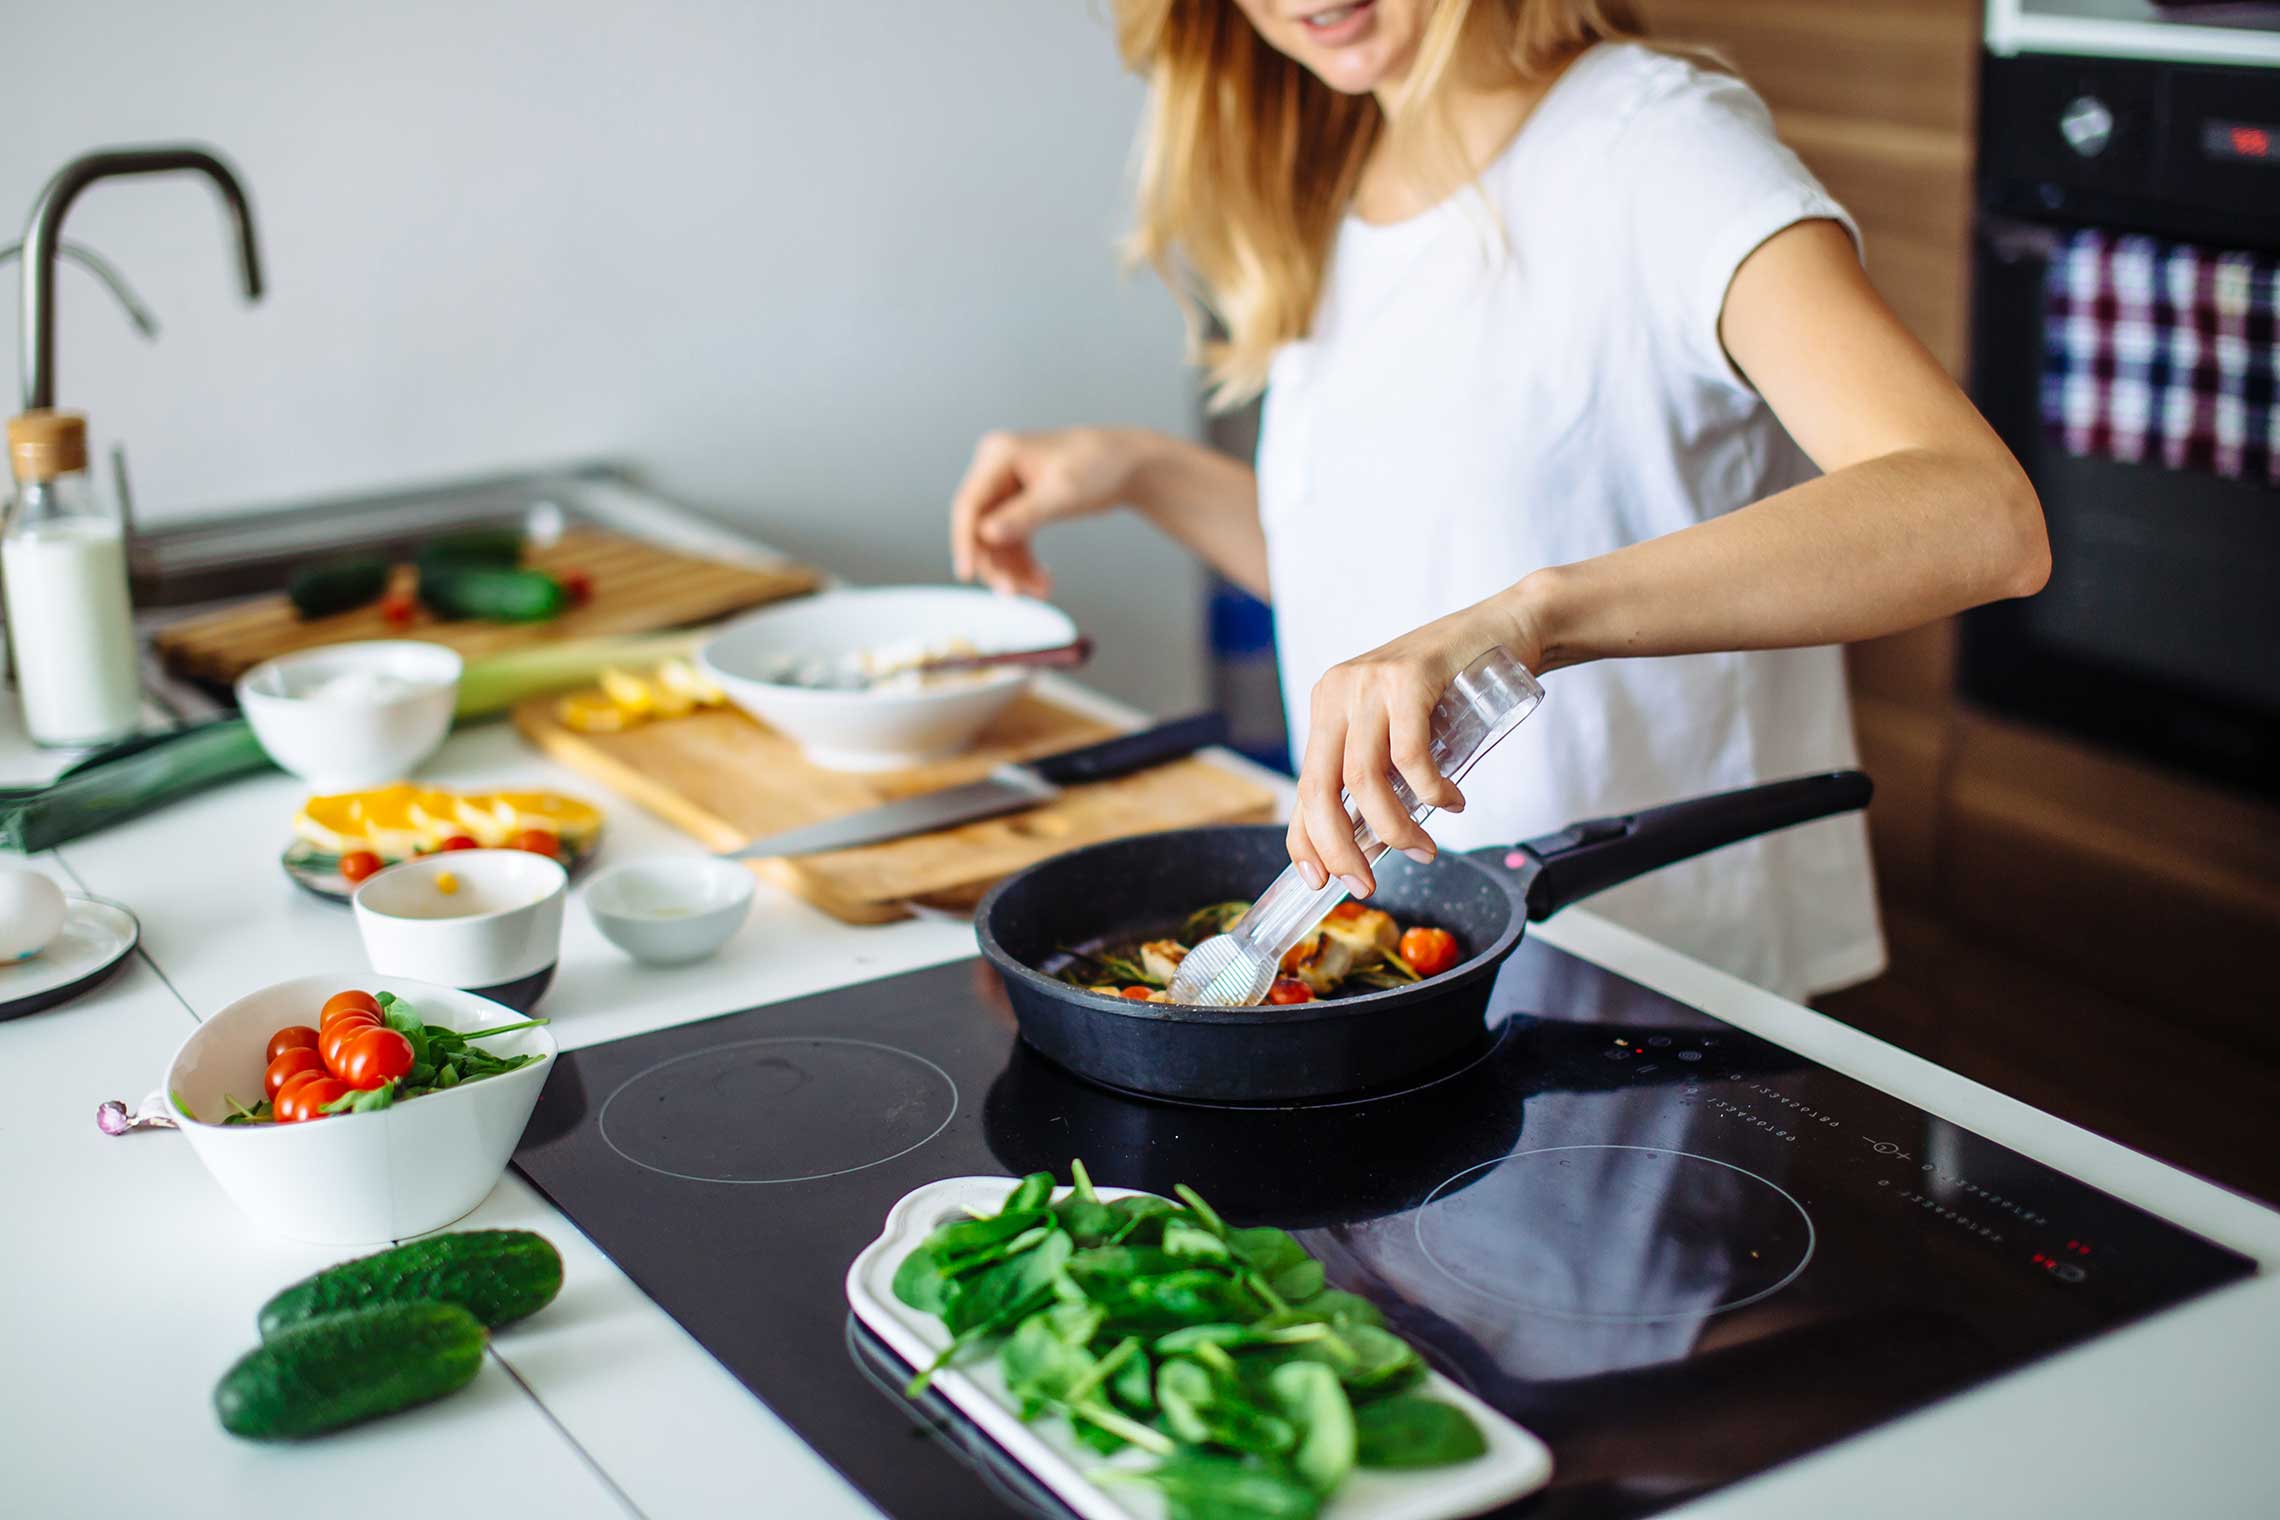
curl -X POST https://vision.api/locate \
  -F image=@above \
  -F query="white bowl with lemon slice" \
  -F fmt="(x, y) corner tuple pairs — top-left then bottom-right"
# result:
(283, 784), (605, 903)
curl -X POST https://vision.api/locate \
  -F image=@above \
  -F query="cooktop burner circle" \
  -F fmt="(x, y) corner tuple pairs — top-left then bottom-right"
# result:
(597, 1037), (958, 1185)
(1415, 1144), (1815, 1322)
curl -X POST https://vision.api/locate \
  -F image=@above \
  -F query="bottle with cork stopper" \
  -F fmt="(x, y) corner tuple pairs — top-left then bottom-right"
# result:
(4, 411), (142, 746)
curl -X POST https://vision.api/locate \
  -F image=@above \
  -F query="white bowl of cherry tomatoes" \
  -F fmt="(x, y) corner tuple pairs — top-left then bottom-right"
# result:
(164, 974), (554, 1245)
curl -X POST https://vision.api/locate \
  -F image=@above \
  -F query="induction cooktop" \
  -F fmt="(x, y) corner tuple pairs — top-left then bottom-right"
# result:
(511, 941), (2253, 1519)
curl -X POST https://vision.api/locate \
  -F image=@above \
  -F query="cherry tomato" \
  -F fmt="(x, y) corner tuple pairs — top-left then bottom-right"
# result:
(264, 1046), (329, 1100)
(340, 1027), (415, 1091)
(340, 850), (384, 884)
(560, 570), (593, 605)
(322, 1014), (383, 1073)
(265, 1025), (320, 1062)
(281, 1076), (352, 1123)
(272, 1070), (326, 1122)
(1119, 986), (1155, 1001)
(511, 829), (561, 857)
(439, 835), (478, 852)
(1266, 978), (1314, 1005)
(320, 990), (382, 1026)
(1399, 926), (1460, 979)
(380, 593), (416, 628)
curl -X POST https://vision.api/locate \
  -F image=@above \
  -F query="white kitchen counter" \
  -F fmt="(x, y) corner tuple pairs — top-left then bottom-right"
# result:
(5, 635), (2275, 1516)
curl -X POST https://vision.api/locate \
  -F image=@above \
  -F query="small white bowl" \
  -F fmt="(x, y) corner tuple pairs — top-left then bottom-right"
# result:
(238, 640), (463, 789)
(584, 857), (755, 965)
(165, 972), (554, 1245)
(698, 586), (1076, 770)
(353, 850), (566, 1012)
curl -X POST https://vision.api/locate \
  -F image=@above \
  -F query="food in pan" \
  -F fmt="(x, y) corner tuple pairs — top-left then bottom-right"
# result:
(1053, 901), (1461, 1005)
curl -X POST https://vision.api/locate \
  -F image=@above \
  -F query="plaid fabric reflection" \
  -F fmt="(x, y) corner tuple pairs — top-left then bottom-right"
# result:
(2041, 229), (2280, 484)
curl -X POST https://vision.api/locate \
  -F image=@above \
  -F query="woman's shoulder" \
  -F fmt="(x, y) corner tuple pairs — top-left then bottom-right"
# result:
(1571, 40), (1781, 148)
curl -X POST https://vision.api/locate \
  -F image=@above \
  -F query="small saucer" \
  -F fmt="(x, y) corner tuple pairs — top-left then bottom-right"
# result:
(0, 896), (140, 1021)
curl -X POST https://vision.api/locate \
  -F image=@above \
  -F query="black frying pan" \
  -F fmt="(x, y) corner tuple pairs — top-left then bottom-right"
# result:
(975, 770), (1871, 1103)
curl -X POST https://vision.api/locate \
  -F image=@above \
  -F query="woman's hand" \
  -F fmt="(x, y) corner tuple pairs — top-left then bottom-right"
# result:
(1288, 594), (1544, 899)
(950, 427), (1154, 597)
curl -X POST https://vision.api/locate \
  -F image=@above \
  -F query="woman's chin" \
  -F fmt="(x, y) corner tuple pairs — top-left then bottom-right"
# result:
(1306, 44), (1404, 95)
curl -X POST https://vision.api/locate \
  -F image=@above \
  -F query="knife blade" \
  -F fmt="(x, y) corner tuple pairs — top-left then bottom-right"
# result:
(720, 712), (1229, 860)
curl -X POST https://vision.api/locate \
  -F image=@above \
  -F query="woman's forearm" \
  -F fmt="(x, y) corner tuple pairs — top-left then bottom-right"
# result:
(1508, 445), (2050, 675)
(1117, 429), (1273, 600)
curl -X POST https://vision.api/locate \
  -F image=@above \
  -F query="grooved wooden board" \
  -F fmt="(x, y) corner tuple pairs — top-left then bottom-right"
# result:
(152, 530), (822, 684)
(513, 692), (1277, 923)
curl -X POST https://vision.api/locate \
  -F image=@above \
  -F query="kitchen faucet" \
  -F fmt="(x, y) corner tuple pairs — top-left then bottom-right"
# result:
(17, 144), (263, 412)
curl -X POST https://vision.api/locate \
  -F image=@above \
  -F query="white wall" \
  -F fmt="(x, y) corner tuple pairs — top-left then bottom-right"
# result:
(1, 0), (1207, 712)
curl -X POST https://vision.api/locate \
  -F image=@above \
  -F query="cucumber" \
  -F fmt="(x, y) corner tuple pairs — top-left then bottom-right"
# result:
(258, 1229), (563, 1339)
(417, 563), (567, 622)
(286, 557), (390, 619)
(416, 528), (525, 569)
(216, 1302), (486, 1440)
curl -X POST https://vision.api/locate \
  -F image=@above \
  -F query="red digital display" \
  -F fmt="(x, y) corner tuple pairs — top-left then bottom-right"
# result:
(2204, 119), (2279, 165)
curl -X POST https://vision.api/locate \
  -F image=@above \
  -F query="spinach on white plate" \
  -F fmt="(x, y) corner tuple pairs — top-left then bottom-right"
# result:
(893, 1162), (1488, 1520)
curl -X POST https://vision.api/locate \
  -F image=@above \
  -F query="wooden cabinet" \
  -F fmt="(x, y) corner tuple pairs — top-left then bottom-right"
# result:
(1640, 0), (2280, 1199)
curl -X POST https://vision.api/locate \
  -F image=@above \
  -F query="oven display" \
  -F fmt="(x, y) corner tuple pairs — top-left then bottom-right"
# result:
(2202, 118), (2278, 164)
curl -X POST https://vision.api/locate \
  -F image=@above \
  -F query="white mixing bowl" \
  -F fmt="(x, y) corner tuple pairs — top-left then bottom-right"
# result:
(698, 586), (1076, 771)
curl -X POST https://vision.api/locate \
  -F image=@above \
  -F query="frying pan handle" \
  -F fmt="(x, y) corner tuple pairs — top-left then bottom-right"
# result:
(1504, 770), (1872, 922)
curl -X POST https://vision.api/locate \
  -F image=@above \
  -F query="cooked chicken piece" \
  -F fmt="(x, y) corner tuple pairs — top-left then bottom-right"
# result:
(1139, 939), (1189, 984)
(1320, 906), (1400, 963)
(1284, 932), (1359, 996)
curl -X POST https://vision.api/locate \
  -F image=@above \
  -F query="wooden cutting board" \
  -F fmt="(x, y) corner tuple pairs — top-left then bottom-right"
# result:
(152, 529), (822, 684)
(513, 692), (1278, 923)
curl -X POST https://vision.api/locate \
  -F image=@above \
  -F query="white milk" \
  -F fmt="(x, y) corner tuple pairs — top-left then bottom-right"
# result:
(3, 517), (141, 745)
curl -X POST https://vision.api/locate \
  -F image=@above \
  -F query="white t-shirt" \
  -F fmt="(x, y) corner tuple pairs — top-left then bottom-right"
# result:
(1256, 42), (1886, 1002)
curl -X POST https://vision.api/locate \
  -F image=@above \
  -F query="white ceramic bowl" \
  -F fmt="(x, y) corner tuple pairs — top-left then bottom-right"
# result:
(353, 850), (567, 1012)
(698, 586), (1077, 770)
(238, 640), (463, 789)
(584, 857), (755, 965)
(164, 972), (554, 1245)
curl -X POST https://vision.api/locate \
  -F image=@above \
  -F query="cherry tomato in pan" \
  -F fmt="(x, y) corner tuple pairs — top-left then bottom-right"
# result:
(1118, 986), (1155, 1001)
(339, 1027), (415, 1091)
(1266, 978), (1315, 1005)
(265, 1025), (320, 1062)
(264, 1046), (328, 1100)
(279, 1076), (352, 1123)
(322, 1014), (383, 1074)
(511, 829), (561, 858)
(1398, 927), (1460, 979)
(339, 850), (384, 885)
(438, 835), (479, 852)
(320, 990), (381, 1027)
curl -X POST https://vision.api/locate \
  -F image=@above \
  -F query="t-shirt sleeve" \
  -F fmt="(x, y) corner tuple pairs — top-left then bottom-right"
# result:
(1618, 64), (1861, 390)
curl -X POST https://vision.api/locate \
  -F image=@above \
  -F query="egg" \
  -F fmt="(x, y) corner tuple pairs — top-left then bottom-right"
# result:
(0, 867), (67, 962)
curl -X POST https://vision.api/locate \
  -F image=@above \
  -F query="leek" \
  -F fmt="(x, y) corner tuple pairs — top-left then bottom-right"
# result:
(0, 631), (710, 851)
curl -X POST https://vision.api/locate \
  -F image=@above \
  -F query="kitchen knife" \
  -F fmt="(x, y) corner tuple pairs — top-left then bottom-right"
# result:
(720, 712), (1230, 860)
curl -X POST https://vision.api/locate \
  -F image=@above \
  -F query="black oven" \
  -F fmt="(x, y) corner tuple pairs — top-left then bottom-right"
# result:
(1964, 44), (2280, 799)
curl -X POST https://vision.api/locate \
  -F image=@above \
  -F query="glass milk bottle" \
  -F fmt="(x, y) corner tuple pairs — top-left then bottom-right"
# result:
(4, 412), (142, 746)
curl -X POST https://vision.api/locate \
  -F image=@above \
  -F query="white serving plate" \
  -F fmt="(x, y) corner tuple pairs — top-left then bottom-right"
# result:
(846, 1175), (1554, 1520)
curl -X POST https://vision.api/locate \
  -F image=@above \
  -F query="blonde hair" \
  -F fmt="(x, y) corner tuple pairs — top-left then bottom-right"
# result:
(1115, 0), (1649, 408)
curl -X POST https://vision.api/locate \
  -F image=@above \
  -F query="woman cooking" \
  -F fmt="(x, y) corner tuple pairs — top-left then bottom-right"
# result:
(949, 0), (2049, 1003)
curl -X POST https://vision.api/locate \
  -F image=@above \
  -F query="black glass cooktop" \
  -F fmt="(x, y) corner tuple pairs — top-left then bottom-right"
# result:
(512, 942), (2253, 1519)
